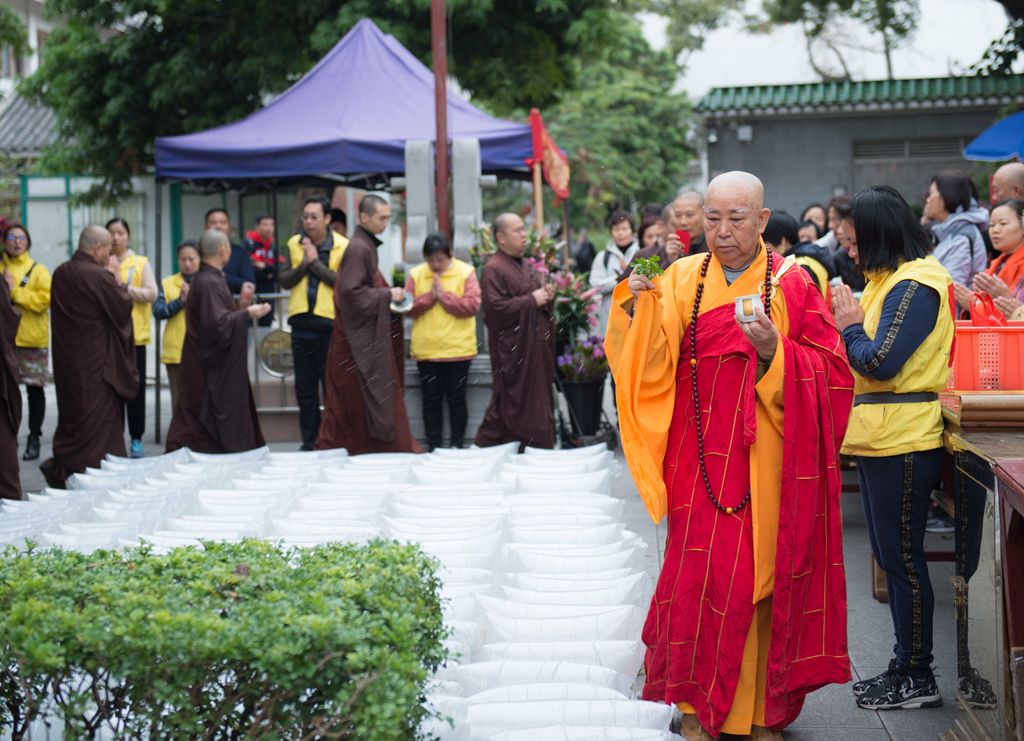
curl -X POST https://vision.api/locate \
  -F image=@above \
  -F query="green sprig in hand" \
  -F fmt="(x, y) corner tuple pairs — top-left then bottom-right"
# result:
(632, 255), (664, 278)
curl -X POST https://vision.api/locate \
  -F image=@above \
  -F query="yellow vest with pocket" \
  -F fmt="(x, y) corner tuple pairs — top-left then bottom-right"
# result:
(841, 256), (954, 457)
(160, 273), (186, 365)
(409, 259), (477, 361)
(286, 231), (348, 320)
(119, 252), (152, 345)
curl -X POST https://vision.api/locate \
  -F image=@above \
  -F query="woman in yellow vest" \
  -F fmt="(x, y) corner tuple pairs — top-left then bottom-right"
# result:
(1, 223), (51, 461)
(405, 232), (480, 451)
(106, 217), (157, 458)
(831, 185), (955, 712)
(153, 240), (200, 413)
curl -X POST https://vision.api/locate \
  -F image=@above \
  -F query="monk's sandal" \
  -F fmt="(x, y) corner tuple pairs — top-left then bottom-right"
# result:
(749, 726), (783, 740)
(678, 713), (718, 740)
(856, 669), (942, 710)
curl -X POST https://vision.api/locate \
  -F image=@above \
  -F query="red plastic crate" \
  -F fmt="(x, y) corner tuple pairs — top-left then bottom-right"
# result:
(947, 321), (1024, 391)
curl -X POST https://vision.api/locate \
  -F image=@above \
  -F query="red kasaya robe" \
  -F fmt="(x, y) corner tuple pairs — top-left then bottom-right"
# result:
(605, 246), (854, 735)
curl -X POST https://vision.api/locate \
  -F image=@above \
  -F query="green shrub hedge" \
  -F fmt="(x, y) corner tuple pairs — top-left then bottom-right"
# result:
(0, 539), (447, 739)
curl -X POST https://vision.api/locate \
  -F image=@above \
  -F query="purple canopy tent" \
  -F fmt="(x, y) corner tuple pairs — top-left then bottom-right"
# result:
(153, 18), (533, 183)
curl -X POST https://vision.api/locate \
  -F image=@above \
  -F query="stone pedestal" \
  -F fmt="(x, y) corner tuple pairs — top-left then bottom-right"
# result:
(403, 355), (493, 446)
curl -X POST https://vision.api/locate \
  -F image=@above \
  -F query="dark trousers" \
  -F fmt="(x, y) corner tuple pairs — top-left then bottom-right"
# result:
(25, 385), (44, 437)
(857, 448), (943, 679)
(292, 332), (331, 447)
(255, 279), (276, 327)
(125, 345), (146, 440)
(417, 360), (471, 450)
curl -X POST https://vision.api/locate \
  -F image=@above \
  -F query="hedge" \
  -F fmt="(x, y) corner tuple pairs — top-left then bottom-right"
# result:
(0, 539), (447, 739)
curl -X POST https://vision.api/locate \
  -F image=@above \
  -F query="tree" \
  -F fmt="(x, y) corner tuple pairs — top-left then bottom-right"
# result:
(758, 0), (919, 80)
(627, 0), (746, 65)
(544, 13), (691, 228)
(22, 0), (620, 201)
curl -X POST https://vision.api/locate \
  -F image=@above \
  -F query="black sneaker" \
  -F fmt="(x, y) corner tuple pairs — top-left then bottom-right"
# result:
(852, 659), (897, 697)
(856, 669), (942, 710)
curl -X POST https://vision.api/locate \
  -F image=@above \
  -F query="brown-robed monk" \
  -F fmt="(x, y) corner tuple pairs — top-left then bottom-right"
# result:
(0, 275), (22, 499)
(41, 225), (137, 488)
(165, 229), (270, 453)
(316, 194), (421, 454)
(474, 213), (556, 450)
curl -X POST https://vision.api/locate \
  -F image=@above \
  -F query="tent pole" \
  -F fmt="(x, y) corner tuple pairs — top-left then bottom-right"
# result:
(154, 178), (163, 446)
(431, 0), (451, 236)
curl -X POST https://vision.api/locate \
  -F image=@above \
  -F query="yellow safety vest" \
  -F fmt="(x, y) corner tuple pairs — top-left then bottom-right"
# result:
(409, 259), (478, 361)
(2, 252), (50, 348)
(119, 252), (152, 345)
(842, 256), (954, 457)
(286, 231), (348, 320)
(160, 273), (186, 365)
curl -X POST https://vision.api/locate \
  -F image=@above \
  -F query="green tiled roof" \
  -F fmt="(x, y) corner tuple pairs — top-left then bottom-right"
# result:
(696, 75), (1024, 116)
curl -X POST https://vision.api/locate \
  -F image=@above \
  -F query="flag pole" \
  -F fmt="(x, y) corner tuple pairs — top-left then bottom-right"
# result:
(431, 0), (451, 236)
(532, 162), (544, 232)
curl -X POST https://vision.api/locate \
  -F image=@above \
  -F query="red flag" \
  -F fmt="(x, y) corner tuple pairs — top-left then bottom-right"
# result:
(527, 108), (570, 203)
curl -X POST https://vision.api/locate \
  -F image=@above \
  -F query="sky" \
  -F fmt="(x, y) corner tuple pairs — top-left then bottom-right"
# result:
(641, 0), (1014, 100)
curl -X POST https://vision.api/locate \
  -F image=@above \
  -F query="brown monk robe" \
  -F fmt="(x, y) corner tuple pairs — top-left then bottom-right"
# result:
(166, 229), (269, 453)
(475, 213), (556, 449)
(0, 276), (22, 499)
(317, 196), (421, 454)
(42, 226), (137, 488)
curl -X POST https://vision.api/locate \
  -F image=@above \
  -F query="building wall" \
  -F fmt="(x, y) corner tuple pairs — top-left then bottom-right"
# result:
(703, 108), (999, 215)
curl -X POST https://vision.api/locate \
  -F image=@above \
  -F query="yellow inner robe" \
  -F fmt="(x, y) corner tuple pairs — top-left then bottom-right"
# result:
(610, 249), (787, 734)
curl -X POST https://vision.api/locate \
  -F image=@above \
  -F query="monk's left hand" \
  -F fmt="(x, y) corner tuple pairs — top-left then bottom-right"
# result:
(973, 272), (1011, 299)
(831, 284), (864, 331)
(737, 303), (779, 363)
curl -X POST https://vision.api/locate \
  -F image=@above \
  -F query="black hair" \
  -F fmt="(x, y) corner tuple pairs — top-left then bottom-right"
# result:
(360, 194), (387, 216)
(176, 239), (199, 255)
(105, 217), (130, 236)
(801, 203), (826, 222)
(991, 198), (1024, 223)
(254, 214), (273, 224)
(849, 185), (932, 273)
(607, 208), (635, 232)
(422, 231), (452, 258)
(762, 211), (800, 248)
(303, 196), (331, 218)
(204, 207), (229, 223)
(330, 208), (347, 227)
(930, 169), (973, 215)
(799, 219), (824, 240)
(637, 216), (661, 247)
(640, 202), (663, 219)
(3, 223), (31, 250)
(826, 195), (850, 213)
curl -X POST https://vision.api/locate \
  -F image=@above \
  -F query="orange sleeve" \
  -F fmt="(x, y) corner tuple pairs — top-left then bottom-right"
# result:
(604, 268), (687, 523)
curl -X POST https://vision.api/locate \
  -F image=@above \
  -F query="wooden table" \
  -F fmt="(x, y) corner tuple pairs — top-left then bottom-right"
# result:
(945, 429), (1024, 739)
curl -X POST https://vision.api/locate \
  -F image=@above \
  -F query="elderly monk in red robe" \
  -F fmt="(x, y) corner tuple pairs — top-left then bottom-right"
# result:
(317, 195), (420, 454)
(0, 274), (22, 499)
(166, 229), (270, 453)
(606, 172), (854, 740)
(475, 213), (556, 450)
(41, 226), (137, 488)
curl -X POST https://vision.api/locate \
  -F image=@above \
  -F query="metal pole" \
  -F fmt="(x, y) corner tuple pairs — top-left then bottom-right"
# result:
(431, 0), (451, 236)
(562, 196), (571, 267)
(154, 178), (163, 445)
(532, 162), (544, 231)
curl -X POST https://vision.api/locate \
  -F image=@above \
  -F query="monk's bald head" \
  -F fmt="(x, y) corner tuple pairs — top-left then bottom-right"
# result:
(493, 212), (527, 258)
(704, 171), (771, 269)
(78, 225), (112, 265)
(992, 162), (1024, 203)
(199, 228), (230, 267)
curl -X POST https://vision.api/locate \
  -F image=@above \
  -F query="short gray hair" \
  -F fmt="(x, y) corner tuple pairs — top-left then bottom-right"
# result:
(199, 228), (229, 257)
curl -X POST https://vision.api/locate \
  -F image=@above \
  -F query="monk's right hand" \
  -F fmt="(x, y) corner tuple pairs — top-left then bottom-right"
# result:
(531, 287), (552, 306)
(390, 287), (406, 303)
(627, 273), (655, 299)
(247, 302), (271, 320)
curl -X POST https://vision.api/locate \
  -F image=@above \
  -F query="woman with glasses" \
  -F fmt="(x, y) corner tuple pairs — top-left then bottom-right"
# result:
(1, 223), (51, 462)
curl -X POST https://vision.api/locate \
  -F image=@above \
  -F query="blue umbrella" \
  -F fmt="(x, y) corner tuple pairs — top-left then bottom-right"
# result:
(964, 110), (1024, 161)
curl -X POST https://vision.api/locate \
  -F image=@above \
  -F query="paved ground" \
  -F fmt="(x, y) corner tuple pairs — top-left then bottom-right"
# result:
(12, 385), (1003, 740)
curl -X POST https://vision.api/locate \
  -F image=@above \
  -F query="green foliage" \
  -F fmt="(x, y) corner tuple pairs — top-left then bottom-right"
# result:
(0, 539), (446, 739)
(973, 17), (1024, 76)
(758, 0), (918, 79)
(632, 255), (664, 278)
(546, 14), (691, 229)
(628, 0), (745, 61)
(0, 4), (27, 59)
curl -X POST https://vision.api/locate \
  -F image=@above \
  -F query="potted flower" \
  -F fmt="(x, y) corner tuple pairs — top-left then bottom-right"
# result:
(556, 334), (609, 436)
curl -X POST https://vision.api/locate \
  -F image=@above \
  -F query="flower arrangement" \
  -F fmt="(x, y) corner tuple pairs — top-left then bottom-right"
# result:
(557, 334), (609, 383)
(551, 269), (601, 347)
